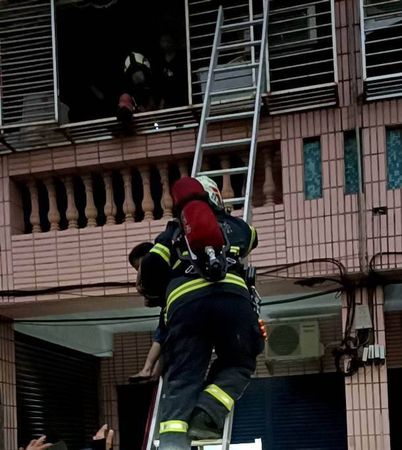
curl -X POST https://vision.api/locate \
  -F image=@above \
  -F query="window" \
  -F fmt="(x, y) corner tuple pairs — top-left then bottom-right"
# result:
(303, 137), (322, 200)
(386, 128), (402, 190)
(269, 5), (317, 50)
(267, 0), (338, 114)
(344, 130), (360, 195)
(56, 0), (188, 123)
(361, 0), (402, 100)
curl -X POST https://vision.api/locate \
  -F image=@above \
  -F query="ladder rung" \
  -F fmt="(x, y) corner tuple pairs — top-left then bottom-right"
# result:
(211, 86), (256, 97)
(153, 438), (224, 447)
(223, 197), (246, 205)
(192, 438), (224, 446)
(221, 18), (264, 31)
(198, 166), (248, 177)
(218, 40), (261, 51)
(206, 111), (254, 123)
(214, 62), (259, 74)
(202, 138), (251, 150)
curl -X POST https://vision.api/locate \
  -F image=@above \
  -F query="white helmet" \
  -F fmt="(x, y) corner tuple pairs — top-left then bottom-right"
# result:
(124, 52), (151, 73)
(196, 176), (224, 209)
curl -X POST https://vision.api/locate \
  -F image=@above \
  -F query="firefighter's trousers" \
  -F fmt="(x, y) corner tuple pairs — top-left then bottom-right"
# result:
(158, 292), (264, 450)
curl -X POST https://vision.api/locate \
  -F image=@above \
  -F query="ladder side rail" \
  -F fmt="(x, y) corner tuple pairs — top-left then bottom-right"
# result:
(146, 377), (164, 450)
(248, 0), (257, 88)
(243, 0), (270, 224)
(221, 409), (234, 450)
(191, 6), (224, 177)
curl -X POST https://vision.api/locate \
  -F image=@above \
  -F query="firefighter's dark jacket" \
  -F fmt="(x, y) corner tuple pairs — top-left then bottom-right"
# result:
(139, 211), (258, 323)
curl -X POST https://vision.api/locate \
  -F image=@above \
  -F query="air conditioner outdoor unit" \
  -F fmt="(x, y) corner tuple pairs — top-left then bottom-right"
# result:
(265, 320), (324, 361)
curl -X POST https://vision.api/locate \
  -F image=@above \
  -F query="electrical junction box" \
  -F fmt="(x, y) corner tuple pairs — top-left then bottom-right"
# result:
(355, 304), (373, 330)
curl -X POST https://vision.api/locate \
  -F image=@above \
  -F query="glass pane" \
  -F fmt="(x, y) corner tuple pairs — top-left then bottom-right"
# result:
(303, 138), (322, 200)
(344, 131), (360, 195)
(386, 128), (402, 190)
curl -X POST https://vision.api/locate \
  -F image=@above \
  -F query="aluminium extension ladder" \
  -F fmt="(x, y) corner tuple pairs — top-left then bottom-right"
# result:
(146, 1), (269, 448)
(191, 1), (269, 224)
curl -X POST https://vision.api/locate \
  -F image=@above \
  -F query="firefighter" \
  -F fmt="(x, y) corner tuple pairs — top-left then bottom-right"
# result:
(140, 176), (264, 450)
(116, 52), (156, 125)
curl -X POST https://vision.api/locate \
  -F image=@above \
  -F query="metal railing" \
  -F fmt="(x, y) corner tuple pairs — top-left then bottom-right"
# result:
(187, 0), (254, 105)
(0, 105), (200, 154)
(267, 0), (338, 114)
(360, 0), (402, 100)
(0, 0), (58, 127)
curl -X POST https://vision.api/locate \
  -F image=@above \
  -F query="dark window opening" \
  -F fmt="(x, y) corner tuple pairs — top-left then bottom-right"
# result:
(132, 168), (145, 222)
(73, 176), (88, 229)
(19, 182), (33, 234)
(54, 178), (68, 230)
(92, 173), (107, 226)
(56, 0), (188, 124)
(112, 171), (125, 224)
(150, 166), (163, 220)
(37, 181), (50, 232)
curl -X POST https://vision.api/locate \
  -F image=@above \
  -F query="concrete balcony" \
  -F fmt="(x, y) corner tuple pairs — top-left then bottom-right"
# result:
(3, 135), (284, 308)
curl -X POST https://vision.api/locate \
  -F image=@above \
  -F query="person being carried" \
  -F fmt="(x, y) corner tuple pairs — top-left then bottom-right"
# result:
(140, 176), (264, 450)
(127, 241), (168, 383)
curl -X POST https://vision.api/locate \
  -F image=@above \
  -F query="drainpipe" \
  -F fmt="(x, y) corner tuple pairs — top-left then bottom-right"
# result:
(348, 0), (368, 274)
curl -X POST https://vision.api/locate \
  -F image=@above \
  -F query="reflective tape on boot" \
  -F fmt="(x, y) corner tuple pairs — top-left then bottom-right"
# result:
(159, 420), (189, 434)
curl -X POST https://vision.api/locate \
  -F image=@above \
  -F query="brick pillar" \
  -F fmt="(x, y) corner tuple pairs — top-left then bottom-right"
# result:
(343, 287), (390, 450)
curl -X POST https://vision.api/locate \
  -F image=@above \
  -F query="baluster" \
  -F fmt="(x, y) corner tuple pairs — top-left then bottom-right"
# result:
(263, 150), (275, 205)
(27, 179), (41, 233)
(220, 155), (234, 200)
(103, 172), (117, 225)
(273, 146), (282, 203)
(121, 168), (135, 223)
(63, 176), (79, 229)
(82, 174), (98, 227)
(140, 165), (154, 221)
(178, 160), (189, 178)
(158, 163), (173, 219)
(44, 177), (60, 231)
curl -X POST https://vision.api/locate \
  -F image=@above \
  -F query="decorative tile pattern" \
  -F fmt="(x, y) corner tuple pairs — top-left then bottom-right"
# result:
(386, 128), (402, 190)
(303, 138), (322, 200)
(344, 131), (359, 195)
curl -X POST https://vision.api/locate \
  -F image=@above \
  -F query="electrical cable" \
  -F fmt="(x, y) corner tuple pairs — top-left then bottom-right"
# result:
(4, 287), (343, 326)
(0, 281), (136, 298)
(369, 251), (402, 272)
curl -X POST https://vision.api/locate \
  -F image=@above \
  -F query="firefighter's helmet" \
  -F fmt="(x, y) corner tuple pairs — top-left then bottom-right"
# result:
(124, 52), (151, 74)
(196, 176), (224, 210)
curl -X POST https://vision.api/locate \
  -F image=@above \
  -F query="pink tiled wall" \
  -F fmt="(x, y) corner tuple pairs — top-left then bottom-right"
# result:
(6, 205), (286, 302)
(343, 288), (390, 450)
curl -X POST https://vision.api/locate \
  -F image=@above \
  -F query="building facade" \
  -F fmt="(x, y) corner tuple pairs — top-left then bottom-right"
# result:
(1, 0), (402, 449)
